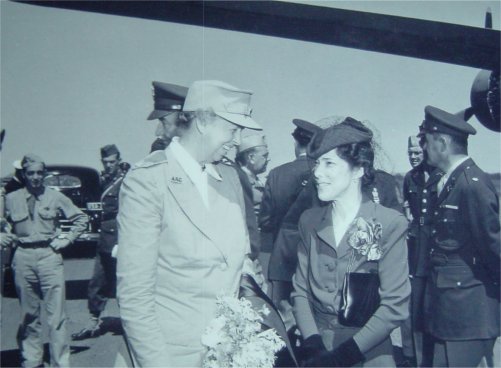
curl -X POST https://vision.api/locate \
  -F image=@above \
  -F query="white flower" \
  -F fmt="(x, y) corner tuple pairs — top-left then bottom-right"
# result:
(201, 296), (285, 368)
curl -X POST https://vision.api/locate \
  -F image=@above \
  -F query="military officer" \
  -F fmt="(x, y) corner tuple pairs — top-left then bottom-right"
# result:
(259, 118), (317, 325)
(72, 144), (126, 340)
(400, 136), (442, 367)
(4, 154), (88, 367)
(420, 106), (500, 367)
(147, 81), (188, 152)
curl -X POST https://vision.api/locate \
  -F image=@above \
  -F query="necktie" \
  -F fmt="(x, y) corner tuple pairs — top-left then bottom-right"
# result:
(437, 175), (448, 195)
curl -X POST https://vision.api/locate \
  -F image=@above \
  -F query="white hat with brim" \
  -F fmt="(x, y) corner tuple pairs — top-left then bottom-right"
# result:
(183, 80), (262, 130)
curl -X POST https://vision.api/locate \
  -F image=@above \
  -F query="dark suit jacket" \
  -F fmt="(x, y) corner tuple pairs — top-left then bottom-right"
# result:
(425, 158), (500, 340)
(259, 156), (312, 242)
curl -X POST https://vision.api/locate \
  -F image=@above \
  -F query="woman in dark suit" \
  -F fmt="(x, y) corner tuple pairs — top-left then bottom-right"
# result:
(292, 117), (411, 367)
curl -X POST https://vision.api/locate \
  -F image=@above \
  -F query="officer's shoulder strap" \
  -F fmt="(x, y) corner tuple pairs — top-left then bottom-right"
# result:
(131, 150), (168, 170)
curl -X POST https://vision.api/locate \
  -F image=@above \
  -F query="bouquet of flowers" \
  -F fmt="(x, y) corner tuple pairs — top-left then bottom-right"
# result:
(201, 295), (285, 368)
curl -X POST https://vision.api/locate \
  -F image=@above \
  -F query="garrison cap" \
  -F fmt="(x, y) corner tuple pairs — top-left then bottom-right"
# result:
(237, 133), (267, 153)
(21, 153), (45, 169)
(307, 117), (373, 159)
(292, 119), (320, 144)
(183, 80), (261, 130)
(418, 106), (477, 138)
(408, 136), (421, 149)
(100, 144), (120, 158)
(147, 82), (188, 120)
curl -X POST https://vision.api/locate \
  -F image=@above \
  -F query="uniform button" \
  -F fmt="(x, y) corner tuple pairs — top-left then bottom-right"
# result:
(456, 281), (461, 286)
(434, 211), (438, 215)
(422, 199), (427, 203)
(443, 219), (447, 222)
(422, 209), (427, 213)
(423, 189), (427, 193)
(326, 306), (334, 313)
(219, 263), (228, 271)
(432, 230), (436, 234)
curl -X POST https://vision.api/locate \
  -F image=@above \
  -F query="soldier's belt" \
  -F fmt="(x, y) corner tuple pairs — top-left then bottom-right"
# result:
(18, 240), (50, 249)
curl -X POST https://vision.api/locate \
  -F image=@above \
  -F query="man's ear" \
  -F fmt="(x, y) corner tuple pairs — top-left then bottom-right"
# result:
(438, 134), (449, 153)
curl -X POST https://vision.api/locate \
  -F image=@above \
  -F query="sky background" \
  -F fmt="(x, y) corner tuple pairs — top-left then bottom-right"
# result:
(1, 0), (500, 177)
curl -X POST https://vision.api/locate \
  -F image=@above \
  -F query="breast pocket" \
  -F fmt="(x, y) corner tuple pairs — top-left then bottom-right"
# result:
(38, 206), (58, 220)
(9, 206), (29, 223)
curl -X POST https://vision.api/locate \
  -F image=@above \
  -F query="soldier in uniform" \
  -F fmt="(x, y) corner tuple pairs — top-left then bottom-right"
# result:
(72, 144), (126, 340)
(259, 118), (317, 324)
(420, 106), (500, 367)
(147, 81), (188, 152)
(4, 154), (88, 367)
(400, 136), (442, 367)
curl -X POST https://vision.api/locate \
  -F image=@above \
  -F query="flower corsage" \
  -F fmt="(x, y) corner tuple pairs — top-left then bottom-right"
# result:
(347, 217), (383, 261)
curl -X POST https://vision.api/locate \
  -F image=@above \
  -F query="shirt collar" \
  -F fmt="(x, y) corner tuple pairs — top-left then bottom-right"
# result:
(240, 166), (257, 184)
(445, 156), (469, 177)
(169, 137), (221, 181)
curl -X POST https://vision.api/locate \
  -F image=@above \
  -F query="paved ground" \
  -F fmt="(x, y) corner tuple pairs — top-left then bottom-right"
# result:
(1, 245), (126, 367)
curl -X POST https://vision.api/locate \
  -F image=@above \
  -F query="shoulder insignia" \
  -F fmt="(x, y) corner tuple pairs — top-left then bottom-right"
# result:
(132, 151), (168, 170)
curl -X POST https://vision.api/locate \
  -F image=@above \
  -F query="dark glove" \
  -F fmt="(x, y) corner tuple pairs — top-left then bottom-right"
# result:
(303, 337), (364, 367)
(298, 334), (327, 366)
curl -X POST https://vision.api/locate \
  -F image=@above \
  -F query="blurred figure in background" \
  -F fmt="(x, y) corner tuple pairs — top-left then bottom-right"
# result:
(235, 133), (270, 217)
(261, 118), (317, 328)
(72, 144), (127, 340)
(147, 81), (188, 153)
(399, 136), (441, 367)
(3, 160), (26, 195)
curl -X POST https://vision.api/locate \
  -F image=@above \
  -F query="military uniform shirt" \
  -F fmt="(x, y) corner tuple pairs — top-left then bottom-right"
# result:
(5, 187), (87, 243)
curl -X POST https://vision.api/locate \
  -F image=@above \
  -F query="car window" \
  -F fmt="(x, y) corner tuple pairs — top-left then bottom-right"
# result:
(44, 174), (82, 189)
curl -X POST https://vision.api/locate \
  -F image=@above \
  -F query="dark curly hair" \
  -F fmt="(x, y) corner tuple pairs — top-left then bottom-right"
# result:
(335, 141), (375, 189)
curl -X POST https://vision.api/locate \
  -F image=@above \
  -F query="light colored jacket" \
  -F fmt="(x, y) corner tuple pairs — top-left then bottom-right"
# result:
(117, 148), (249, 367)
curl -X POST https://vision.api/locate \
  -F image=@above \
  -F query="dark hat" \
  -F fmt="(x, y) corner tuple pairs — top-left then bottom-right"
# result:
(292, 119), (320, 144)
(148, 82), (188, 120)
(418, 105), (477, 138)
(100, 144), (120, 158)
(307, 117), (373, 159)
(21, 153), (45, 169)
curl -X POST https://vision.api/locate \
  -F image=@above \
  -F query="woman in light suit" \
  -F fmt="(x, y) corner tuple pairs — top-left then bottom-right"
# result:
(116, 80), (262, 367)
(292, 118), (411, 367)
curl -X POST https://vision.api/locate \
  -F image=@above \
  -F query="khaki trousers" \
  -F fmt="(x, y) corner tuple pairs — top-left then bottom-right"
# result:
(12, 247), (69, 367)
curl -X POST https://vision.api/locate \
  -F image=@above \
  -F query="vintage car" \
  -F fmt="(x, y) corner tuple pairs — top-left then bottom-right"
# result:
(43, 165), (103, 242)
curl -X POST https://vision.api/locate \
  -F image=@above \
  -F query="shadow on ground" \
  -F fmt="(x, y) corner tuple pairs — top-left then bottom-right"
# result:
(1, 343), (91, 367)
